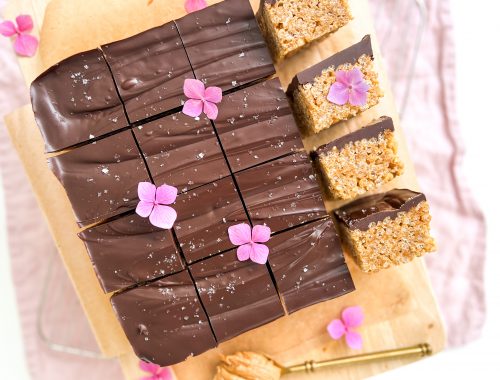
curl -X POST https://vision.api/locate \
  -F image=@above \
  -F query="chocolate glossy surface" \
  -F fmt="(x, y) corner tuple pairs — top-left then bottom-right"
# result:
(335, 188), (426, 231)
(174, 178), (248, 263)
(214, 78), (303, 172)
(111, 271), (217, 366)
(78, 213), (184, 293)
(134, 112), (229, 193)
(102, 22), (194, 123)
(30, 49), (127, 152)
(48, 131), (149, 226)
(235, 152), (327, 232)
(268, 218), (354, 314)
(175, 0), (275, 91)
(190, 250), (284, 342)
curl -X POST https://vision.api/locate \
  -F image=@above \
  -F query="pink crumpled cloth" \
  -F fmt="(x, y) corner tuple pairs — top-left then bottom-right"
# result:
(0, 0), (486, 379)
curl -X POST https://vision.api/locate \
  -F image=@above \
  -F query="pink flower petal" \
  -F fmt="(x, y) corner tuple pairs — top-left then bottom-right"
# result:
(183, 78), (205, 100)
(138, 182), (157, 203)
(251, 225), (271, 243)
(13, 34), (38, 57)
(345, 330), (363, 350)
(327, 82), (349, 105)
(204, 86), (222, 103)
(185, 0), (208, 13)
(228, 223), (252, 245)
(149, 205), (177, 229)
(140, 377), (153, 380)
(327, 319), (346, 340)
(155, 184), (177, 205)
(136, 200), (154, 218)
(15, 14), (34, 33)
(334, 70), (350, 86)
(139, 360), (160, 374)
(353, 79), (370, 94)
(203, 101), (219, 120)
(250, 243), (269, 264)
(157, 367), (173, 380)
(341, 306), (364, 328)
(0, 20), (17, 37)
(182, 99), (204, 118)
(348, 89), (368, 107)
(237, 244), (252, 262)
(346, 67), (364, 85)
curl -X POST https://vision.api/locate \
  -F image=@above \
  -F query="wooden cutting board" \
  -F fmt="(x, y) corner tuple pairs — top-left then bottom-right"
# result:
(3, 0), (446, 379)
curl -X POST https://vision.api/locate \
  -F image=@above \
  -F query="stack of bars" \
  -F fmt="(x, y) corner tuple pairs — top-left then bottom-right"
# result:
(29, 0), (436, 368)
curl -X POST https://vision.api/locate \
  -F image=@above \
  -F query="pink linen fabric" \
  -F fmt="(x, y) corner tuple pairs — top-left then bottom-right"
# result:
(0, 0), (486, 379)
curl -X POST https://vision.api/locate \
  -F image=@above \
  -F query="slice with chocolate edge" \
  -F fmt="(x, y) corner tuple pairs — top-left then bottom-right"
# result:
(313, 116), (404, 200)
(175, 0), (276, 92)
(190, 249), (284, 343)
(267, 218), (354, 314)
(335, 189), (436, 272)
(111, 271), (217, 367)
(30, 48), (128, 152)
(258, 0), (352, 61)
(213, 78), (304, 172)
(78, 213), (184, 293)
(48, 130), (150, 227)
(288, 35), (383, 134)
(101, 21), (195, 123)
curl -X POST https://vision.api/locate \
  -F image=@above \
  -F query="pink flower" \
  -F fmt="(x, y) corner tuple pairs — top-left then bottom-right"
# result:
(228, 223), (271, 265)
(327, 306), (364, 350)
(185, 0), (208, 13)
(136, 182), (178, 229)
(0, 14), (39, 57)
(139, 360), (173, 380)
(182, 78), (222, 120)
(327, 67), (370, 107)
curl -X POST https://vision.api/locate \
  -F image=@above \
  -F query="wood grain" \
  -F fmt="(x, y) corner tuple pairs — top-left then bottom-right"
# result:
(3, 0), (446, 379)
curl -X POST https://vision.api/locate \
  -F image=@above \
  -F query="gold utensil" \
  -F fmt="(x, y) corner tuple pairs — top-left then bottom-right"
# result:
(214, 343), (432, 380)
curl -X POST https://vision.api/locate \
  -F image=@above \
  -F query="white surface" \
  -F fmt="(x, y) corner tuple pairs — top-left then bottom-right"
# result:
(0, 1), (499, 379)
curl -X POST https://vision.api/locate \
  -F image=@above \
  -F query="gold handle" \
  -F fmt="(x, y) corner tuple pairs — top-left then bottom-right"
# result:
(284, 343), (432, 374)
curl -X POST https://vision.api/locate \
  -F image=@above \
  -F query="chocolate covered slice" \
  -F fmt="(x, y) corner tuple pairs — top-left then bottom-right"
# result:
(111, 271), (217, 366)
(267, 218), (354, 314)
(175, 0), (275, 91)
(78, 213), (184, 293)
(134, 112), (229, 193)
(235, 152), (327, 232)
(190, 250), (284, 343)
(313, 117), (404, 200)
(335, 189), (436, 272)
(174, 177), (248, 263)
(214, 78), (303, 172)
(48, 130), (149, 226)
(30, 48), (128, 152)
(102, 22), (194, 123)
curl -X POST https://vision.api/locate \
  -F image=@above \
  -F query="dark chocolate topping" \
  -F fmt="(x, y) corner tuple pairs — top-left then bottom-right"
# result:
(236, 152), (327, 233)
(268, 218), (354, 314)
(174, 177), (248, 264)
(314, 116), (394, 156)
(175, 0), (276, 92)
(78, 213), (184, 293)
(190, 249), (284, 343)
(214, 78), (303, 172)
(30, 48), (128, 152)
(48, 130), (149, 226)
(287, 35), (373, 96)
(101, 22), (195, 123)
(335, 189), (427, 231)
(111, 271), (217, 366)
(134, 112), (229, 193)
